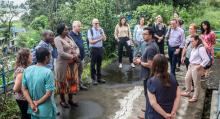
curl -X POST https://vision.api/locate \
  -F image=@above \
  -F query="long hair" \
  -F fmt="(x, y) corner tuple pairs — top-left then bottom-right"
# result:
(201, 21), (211, 34)
(151, 54), (171, 87)
(119, 16), (128, 27)
(15, 48), (31, 69)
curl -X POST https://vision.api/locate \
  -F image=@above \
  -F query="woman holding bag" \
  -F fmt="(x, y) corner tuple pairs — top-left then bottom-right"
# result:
(54, 23), (80, 108)
(114, 16), (135, 68)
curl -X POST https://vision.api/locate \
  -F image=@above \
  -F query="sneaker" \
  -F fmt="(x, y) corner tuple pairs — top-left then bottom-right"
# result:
(131, 63), (135, 68)
(119, 63), (122, 68)
(92, 79), (98, 85)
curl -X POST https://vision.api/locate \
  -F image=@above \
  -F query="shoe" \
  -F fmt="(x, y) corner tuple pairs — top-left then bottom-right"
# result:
(188, 98), (198, 103)
(60, 102), (69, 108)
(131, 63), (135, 68)
(68, 100), (79, 107)
(98, 79), (106, 84)
(93, 80), (98, 85)
(181, 91), (191, 97)
(80, 84), (88, 91)
(119, 63), (122, 68)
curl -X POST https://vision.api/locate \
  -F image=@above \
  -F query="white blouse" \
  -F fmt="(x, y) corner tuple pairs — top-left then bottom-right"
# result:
(189, 44), (210, 67)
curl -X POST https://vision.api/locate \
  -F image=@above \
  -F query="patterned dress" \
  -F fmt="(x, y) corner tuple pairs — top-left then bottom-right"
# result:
(201, 31), (216, 64)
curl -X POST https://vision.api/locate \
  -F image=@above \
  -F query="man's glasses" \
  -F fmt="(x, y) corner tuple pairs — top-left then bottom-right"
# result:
(95, 23), (100, 25)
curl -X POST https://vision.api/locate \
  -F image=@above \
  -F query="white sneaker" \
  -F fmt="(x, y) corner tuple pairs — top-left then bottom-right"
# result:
(131, 63), (135, 68)
(119, 63), (122, 68)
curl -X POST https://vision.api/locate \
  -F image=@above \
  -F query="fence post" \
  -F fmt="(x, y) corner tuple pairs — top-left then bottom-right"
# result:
(0, 60), (6, 94)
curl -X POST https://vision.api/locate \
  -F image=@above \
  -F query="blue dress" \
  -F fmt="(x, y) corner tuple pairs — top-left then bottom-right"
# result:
(22, 65), (57, 119)
(146, 74), (178, 119)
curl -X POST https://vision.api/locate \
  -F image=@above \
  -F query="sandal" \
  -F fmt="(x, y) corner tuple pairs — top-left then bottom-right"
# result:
(181, 91), (191, 97)
(188, 98), (198, 102)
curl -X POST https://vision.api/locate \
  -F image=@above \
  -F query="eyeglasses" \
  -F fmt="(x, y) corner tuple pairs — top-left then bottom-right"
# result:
(95, 23), (100, 25)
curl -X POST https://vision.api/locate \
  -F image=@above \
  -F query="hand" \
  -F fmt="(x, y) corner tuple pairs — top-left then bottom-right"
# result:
(30, 103), (38, 113)
(164, 113), (172, 119)
(174, 49), (180, 55)
(158, 37), (163, 42)
(171, 111), (176, 119)
(135, 58), (141, 65)
(33, 100), (39, 106)
(181, 56), (185, 64)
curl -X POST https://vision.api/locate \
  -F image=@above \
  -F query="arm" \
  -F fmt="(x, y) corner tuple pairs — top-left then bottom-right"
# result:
(34, 71), (55, 106)
(133, 25), (137, 41)
(13, 73), (22, 92)
(101, 28), (107, 41)
(147, 90), (171, 118)
(87, 30), (102, 44)
(179, 30), (185, 48)
(198, 47), (210, 67)
(171, 86), (181, 118)
(34, 91), (52, 106)
(128, 25), (132, 40)
(141, 60), (153, 68)
(54, 37), (74, 60)
(114, 24), (119, 41)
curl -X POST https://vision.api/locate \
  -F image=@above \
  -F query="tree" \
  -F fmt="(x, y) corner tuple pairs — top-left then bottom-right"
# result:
(30, 15), (49, 30)
(0, 0), (21, 46)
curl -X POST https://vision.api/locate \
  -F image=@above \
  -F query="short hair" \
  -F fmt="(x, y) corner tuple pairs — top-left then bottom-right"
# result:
(42, 30), (53, 37)
(171, 19), (178, 23)
(143, 27), (154, 36)
(190, 23), (197, 30)
(36, 47), (50, 63)
(72, 21), (81, 27)
(56, 23), (66, 35)
(92, 18), (99, 24)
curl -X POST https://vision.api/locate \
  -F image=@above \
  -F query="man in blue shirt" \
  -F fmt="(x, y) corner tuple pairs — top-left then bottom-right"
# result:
(87, 18), (106, 85)
(165, 19), (185, 76)
(32, 30), (54, 70)
(69, 21), (88, 90)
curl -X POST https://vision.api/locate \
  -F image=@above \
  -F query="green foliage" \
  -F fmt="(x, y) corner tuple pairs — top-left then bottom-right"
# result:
(30, 15), (49, 30)
(0, 94), (20, 119)
(73, 0), (118, 57)
(16, 28), (41, 49)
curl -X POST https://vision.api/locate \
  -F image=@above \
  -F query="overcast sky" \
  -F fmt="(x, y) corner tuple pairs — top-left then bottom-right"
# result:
(9, 0), (26, 5)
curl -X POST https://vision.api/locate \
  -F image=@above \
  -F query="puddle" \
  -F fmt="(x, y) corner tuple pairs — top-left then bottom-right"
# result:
(57, 100), (104, 119)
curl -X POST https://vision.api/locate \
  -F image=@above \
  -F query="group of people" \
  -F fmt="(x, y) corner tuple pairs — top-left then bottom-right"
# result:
(11, 11), (216, 119)
(12, 18), (107, 119)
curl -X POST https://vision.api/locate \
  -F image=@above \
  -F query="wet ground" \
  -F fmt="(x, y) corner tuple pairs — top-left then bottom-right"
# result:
(56, 58), (220, 119)
(56, 59), (144, 119)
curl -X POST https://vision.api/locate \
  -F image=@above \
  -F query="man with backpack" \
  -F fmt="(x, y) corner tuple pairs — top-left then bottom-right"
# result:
(87, 18), (106, 85)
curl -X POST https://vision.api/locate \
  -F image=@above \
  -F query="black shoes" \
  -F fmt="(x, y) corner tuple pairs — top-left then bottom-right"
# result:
(68, 100), (79, 107)
(92, 79), (106, 85)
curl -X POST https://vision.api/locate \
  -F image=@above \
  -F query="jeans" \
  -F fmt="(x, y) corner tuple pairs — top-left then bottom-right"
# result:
(118, 37), (133, 63)
(16, 99), (31, 119)
(168, 46), (179, 76)
(90, 47), (104, 80)
(133, 40), (146, 57)
(78, 60), (84, 85)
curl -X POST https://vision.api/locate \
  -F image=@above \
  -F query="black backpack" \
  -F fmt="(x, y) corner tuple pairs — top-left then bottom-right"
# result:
(86, 28), (93, 49)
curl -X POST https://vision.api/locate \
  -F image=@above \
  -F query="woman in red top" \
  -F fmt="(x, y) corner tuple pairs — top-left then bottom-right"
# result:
(200, 21), (216, 64)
